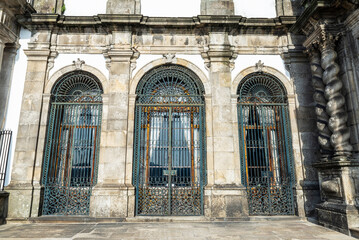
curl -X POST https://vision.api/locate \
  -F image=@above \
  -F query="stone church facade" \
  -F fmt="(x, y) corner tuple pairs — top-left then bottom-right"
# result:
(1, 0), (359, 236)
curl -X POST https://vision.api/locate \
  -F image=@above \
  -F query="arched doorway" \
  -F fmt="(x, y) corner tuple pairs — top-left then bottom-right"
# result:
(237, 72), (295, 215)
(42, 71), (103, 215)
(133, 64), (206, 216)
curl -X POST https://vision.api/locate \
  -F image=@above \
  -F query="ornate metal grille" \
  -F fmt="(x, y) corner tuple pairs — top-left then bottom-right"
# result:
(0, 130), (12, 191)
(42, 71), (103, 216)
(237, 72), (295, 215)
(134, 65), (206, 216)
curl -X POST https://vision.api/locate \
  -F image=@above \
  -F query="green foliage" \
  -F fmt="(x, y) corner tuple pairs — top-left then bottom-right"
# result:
(61, 3), (66, 15)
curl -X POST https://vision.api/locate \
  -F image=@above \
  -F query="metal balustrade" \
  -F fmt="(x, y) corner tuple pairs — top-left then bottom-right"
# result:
(0, 130), (12, 192)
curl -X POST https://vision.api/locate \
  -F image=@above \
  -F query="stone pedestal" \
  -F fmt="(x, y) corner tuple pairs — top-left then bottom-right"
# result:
(90, 184), (135, 218)
(205, 186), (248, 219)
(315, 161), (359, 234)
(0, 192), (9, 224)
(106, 0), (140, 14)
(201, 0), (234, 15)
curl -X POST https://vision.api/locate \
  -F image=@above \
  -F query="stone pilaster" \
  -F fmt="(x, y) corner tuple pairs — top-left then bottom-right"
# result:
(200, 0), (234, 15)
(90, 30), (137, 218)
(203, 30), (248, 219)
(106, 0), (141, 14)
(6, 49), (50, 219)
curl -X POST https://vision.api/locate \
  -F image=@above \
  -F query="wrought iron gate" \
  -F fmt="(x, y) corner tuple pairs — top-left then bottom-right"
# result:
(133, 65), (206, 216)
(237, 73), (295, 215)
(42, 71), (103, 215)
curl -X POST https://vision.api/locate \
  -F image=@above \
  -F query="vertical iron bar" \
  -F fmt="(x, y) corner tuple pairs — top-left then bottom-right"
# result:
(168, 107), (172, 215)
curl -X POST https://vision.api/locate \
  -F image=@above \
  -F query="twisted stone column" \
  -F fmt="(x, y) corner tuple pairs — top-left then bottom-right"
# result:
(308, 48), (333, 155)
(320, 37), (353, 157)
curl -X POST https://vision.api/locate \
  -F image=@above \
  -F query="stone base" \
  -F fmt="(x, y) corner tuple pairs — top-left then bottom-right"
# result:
(205, 185), (249, 219)
(5, 183), (42, 219)
(316, 202), (359, 234)
(0, 192), (9, 224)
(90, 184), (135, 218)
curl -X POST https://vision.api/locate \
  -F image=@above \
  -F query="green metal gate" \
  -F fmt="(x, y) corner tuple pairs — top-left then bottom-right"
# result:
(133, 65), (206, 216)
(42, 71), (103, 215)
(237, 73), (295, 215)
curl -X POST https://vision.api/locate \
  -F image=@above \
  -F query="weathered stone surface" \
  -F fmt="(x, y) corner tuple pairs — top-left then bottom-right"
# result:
(106, 0), (140, 14)
(201, 0), (234, 15)
(0, 220), (354, 239)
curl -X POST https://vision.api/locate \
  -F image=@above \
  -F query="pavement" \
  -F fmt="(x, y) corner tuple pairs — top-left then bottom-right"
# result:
(0, 219), (354, 240)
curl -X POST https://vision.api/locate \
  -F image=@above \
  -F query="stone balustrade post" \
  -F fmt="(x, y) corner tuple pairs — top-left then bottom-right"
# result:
(106, 0), (141, 14)
(200, 0), (234, 15)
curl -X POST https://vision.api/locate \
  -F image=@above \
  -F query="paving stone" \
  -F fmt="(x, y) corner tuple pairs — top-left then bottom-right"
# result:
(0, 220), (355, 239)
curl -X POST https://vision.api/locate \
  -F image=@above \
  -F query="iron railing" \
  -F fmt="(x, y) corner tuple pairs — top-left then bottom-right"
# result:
(0, 130), (12, 191)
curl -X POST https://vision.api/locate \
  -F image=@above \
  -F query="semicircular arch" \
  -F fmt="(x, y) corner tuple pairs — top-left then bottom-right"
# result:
(46, 64), (109, 94)
(131, 57), (210, 95)
(232, 66), (293, 96)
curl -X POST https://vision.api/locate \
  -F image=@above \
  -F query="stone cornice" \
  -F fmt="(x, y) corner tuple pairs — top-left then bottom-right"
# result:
(290, 0), (358, 34)
(18, 14), (296, 33)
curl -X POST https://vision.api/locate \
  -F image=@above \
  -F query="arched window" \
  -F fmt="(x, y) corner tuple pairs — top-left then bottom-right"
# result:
(133, 64), (206, 216)
(42, 71), (103, 216)
(237, 72), (294, 215)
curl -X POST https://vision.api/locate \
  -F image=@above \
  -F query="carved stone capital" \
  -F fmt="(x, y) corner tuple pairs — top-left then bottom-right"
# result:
(202, 45), (237, 70)
(24, 49), (51, 61)
(103, 47), (140, 72)
(303, 22), (342, 52)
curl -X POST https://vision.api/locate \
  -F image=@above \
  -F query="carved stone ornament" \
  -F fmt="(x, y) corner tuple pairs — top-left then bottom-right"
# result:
(47, 51), (59, 73)
(73, 58), (85, 70)
(255, 60), (264, 72)
(321, 178), (342, 198)
(163, 53), (176, 63)
(201, 49), (210, 71)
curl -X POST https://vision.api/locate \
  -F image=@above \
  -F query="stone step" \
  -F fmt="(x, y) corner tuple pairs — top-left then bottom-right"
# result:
(349, 227), (359, 239)
(8, 215), (303, 224)
(26, 216), (126, 224)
